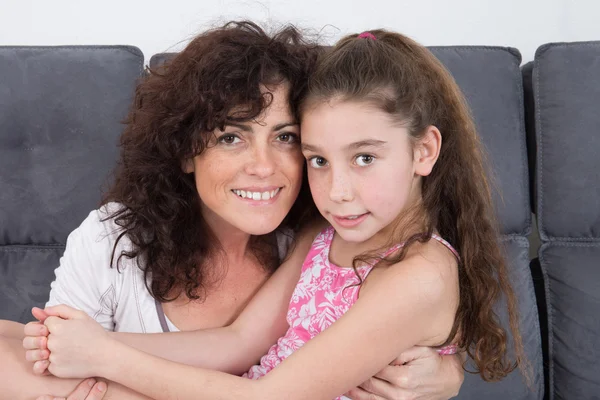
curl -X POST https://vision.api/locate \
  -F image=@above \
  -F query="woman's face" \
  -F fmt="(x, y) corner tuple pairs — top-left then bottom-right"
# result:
(184, 83), (304, 236)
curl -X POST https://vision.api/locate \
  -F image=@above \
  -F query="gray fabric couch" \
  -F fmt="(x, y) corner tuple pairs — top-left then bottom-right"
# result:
(1, 41), (599, 399)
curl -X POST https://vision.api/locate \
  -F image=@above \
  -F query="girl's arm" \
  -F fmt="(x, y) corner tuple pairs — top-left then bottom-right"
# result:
(108, 228), (312, 373)
(0, 320), (25, 339)
(42, 221), (324, 375)
(45, 245), (458, 400)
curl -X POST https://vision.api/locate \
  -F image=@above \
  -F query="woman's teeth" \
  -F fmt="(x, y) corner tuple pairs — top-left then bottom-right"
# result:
(233, 188), (280, 200)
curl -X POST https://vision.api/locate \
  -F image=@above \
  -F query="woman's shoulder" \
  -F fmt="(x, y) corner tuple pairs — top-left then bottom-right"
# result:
(72, 202), (134, 255)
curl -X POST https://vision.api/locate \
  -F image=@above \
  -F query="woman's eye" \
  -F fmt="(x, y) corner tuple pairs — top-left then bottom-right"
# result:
(355, 154), (375, 166)
(277, 133), (298, 144)
(219, 134), (240, 145)
(309, 157), (328, 168)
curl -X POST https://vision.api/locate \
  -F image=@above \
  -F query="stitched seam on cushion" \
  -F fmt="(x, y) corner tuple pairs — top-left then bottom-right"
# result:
(500, 234), (529, 244)
(539, 240), (600, 248)
(0, 245), (65, 251)
(540, 237), (600, 243)
(534, 49), (546, 242)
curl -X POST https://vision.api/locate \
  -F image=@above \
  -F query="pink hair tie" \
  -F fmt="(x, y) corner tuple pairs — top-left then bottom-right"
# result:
(358, 32), (376, 40)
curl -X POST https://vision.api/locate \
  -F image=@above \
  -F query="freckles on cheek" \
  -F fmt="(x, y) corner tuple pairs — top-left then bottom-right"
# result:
(308, 174), (328, 208)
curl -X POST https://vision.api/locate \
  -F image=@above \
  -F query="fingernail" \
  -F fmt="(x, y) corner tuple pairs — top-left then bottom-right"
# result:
(97, 382), (107, 392)
(87, 379), (96, 387)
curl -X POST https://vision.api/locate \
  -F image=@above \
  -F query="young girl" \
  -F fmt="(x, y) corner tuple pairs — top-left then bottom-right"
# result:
(28, 29), (523, 400)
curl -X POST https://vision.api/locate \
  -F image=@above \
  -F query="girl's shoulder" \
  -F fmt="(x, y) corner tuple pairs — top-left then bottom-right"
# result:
(363, 236), (459, 304)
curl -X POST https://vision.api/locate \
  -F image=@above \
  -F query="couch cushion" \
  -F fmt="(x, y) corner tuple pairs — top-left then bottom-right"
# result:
(458, 237), (543, 400)
(0, 46), (143, 322)
(0, 246), (64, 322)
(429, 47), (530, 236)
(533, 42), (600, 240)
(540, 242), (600, 399)
(149, 52), (176, 69)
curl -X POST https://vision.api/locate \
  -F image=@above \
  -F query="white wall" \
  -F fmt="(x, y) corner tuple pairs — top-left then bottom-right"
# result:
(1, 0), (599, 63)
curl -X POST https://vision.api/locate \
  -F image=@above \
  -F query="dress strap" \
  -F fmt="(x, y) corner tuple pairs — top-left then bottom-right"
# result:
(430, 234), (460, 260)
(381, 234), (460, 260)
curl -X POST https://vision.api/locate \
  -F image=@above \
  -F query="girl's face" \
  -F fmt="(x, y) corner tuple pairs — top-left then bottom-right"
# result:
(183, 84), (304, 237)
(301, 99), (440, 246)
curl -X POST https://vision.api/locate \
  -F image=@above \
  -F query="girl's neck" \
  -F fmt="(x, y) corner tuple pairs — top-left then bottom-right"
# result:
(330, 209), (430, 267)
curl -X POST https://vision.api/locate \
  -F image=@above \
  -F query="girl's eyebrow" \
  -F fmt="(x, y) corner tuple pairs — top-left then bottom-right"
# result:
(301, 143), (320, 152)
(302, 139), (387, 153)
(345, 139), (387, 150)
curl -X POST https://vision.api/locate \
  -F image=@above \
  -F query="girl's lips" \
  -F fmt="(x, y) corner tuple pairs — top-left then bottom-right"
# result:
(332, 213), (370, 228)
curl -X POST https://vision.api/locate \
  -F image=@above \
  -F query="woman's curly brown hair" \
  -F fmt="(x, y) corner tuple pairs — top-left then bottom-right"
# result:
(103, 21), (320, 302)
(301, 30), (527, 382)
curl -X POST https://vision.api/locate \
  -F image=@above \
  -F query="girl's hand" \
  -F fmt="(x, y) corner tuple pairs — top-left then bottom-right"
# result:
(36, 379), (108, 400)
(345, 346), (464, 400)
(23, 307), (52, 375)
(42, 305), (111, 379)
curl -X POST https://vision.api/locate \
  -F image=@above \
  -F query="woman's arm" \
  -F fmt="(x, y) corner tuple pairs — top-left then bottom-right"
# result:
(44, 247), (458, 400)
(0, 335), (150, 400)
(346, 347), (464, 400)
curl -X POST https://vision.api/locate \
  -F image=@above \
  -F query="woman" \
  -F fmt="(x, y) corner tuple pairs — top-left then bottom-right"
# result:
(0, 21), (464, 400)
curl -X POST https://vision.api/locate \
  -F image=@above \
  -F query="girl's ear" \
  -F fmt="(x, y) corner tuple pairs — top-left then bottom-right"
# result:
(413, 125), (442, 177)
(181, 158), (195, 174)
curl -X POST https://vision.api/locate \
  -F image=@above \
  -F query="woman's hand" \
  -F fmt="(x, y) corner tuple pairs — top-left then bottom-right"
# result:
(36, 379), (108, 400)
(345, 346), (464, 400)
(41, 305), (112, 379)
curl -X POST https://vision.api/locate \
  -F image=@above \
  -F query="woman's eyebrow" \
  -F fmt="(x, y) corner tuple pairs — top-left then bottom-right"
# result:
(273, 122), (298, 131)
(223, 122), (253, 132)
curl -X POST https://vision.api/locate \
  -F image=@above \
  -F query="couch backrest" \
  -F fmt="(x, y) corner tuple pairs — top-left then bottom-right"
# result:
(529, 41), (600, 400)
(428, 46), (543, 400)
(0, 46), (143, 322)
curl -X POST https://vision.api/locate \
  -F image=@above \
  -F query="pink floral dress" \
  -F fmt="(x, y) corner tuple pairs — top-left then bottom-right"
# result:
(244, 226), (459, 399)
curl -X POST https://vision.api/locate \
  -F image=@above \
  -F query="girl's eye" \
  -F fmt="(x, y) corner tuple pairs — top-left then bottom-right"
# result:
(277, 133), (298, 144)
(355, 154), (375, 167)
(219, 134), (241, 145)
(308, 156), (328, 168)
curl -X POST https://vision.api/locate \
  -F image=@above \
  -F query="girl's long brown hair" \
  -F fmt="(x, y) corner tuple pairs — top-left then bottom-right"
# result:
(301, 30), (524, 381)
